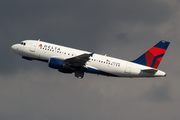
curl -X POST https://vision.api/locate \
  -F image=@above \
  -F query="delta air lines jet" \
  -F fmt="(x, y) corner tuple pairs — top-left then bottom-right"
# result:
(11, 40), (170, 79)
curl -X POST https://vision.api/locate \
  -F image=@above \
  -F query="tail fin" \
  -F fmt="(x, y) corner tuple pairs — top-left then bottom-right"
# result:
(131, 40), (170, 69)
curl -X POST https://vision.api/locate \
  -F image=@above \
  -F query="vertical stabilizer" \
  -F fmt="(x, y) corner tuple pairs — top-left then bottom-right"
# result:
(131, 40), (170, 69)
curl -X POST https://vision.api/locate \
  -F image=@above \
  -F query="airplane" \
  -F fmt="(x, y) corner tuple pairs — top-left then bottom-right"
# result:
(11, 39), (170, 79)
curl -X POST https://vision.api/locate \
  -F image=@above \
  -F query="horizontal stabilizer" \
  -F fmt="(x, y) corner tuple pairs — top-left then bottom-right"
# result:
(141, 69), (158, 73)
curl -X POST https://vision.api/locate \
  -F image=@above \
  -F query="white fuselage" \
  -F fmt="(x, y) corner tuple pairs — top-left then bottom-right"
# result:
(11, 40), (166, 78)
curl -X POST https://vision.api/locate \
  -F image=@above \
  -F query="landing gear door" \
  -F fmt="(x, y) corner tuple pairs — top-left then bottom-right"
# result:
(30, 42), (36, 52)
(75, 70), (84, 79)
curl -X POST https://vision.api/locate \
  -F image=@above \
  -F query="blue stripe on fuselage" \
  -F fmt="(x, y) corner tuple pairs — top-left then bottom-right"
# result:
(85, 67), (118, 77)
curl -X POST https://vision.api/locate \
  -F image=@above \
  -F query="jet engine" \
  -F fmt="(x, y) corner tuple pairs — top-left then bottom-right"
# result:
(48, 58), (73, 73)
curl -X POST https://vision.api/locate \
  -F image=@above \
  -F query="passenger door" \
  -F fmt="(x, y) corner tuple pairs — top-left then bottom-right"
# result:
(30, 42), (36, 52)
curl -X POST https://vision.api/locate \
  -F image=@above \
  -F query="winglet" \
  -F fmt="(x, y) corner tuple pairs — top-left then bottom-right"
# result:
(131, 40), (170, 69)
(90, 52), (94, 57)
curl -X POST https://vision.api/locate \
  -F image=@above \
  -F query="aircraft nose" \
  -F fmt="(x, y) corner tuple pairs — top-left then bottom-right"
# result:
(11, 44), (19, 52)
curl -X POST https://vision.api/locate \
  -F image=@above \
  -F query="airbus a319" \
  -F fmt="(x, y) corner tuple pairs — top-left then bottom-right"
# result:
(11, 40), (170, 79)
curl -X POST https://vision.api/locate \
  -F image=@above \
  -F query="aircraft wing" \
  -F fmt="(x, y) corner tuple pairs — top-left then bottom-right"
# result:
(64, 53), (93, 67)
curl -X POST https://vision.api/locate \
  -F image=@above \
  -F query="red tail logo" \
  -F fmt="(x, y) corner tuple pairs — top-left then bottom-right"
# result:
(132, 40), (170, 69)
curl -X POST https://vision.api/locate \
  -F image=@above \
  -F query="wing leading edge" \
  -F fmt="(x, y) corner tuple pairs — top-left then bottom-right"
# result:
(64, 53), (94, 78)
(65, 53), (92, 67)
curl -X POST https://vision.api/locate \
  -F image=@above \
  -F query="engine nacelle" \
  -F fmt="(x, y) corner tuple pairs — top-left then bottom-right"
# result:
(48, 58), (64, 69)
(48, 58), (73, 73)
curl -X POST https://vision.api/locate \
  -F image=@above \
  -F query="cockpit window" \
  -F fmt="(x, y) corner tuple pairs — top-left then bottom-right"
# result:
(21, 42), (26, 45)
